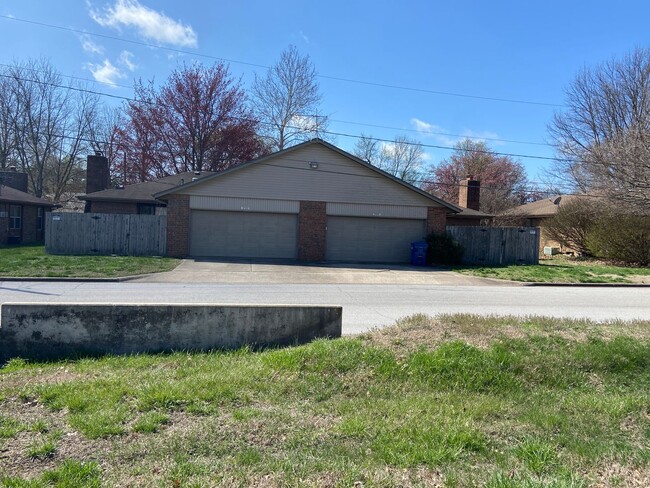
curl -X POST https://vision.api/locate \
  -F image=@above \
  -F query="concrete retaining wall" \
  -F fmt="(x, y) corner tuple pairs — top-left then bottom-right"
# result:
(0, 303), (342, 362)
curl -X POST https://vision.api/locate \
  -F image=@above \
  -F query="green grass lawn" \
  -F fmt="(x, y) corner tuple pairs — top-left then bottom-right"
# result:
(0, 245), (179, 278)
(455, 255), (650, 284)
(2, 314), (650, 487)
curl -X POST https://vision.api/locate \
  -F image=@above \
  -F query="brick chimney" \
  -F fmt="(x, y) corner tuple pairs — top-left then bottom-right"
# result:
(86, 154), (110, 194)
(0, 166), (29, 193)
(458, 175), (480, 211)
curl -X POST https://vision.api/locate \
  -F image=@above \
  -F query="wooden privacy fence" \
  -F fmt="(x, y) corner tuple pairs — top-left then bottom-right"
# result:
(46, 213), (167, 256)
(447, 226), (540, 265)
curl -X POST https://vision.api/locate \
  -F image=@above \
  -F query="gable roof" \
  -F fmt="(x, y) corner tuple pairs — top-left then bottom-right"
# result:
(0, 185), (55, 207)
(499, 194), (596, 218)
(154, 139), (462, 213)
(79, 172), (215, 204)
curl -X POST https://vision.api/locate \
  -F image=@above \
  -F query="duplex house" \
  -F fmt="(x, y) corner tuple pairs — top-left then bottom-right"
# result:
(78, 140), (492, 262)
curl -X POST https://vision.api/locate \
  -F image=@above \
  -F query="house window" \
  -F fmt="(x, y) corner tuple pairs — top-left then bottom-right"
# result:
(9, 205), (22, 229)
(137, 204), (156, 215)
(0, 204), (7, 218)
(37, 207), (44, 230)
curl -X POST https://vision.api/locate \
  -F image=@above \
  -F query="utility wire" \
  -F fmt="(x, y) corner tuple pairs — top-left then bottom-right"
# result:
(0, 62), (554, 148)
(0, 60), (554, 148)
(0, 14), (565, 108)
(0, 72), (576, 164)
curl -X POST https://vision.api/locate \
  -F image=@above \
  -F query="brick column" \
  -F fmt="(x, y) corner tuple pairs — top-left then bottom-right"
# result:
(166, 195), (190, 257)
(298, 201), (326, 261)
(426, 206), (447, 234)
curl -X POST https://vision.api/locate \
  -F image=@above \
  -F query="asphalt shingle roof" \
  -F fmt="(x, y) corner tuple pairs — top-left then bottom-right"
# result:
(499, 195), (594, 218)
(79, 172), (215, 203)
(0, 185), (54, 206)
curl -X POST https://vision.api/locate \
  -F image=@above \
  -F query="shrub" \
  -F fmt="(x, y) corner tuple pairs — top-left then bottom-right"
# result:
(544, 197), (599, 255)
(425, 232), (464, 265)
(586, 213), (650, 265)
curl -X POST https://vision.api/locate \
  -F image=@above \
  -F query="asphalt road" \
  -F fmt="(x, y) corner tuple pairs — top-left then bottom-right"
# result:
(1, 282), (648, 333)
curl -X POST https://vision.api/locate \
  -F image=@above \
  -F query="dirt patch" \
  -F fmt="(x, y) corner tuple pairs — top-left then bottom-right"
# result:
(0, 367), (92, 391)
(628, 275), (650, 284)
(0, 398), (111, 480)
(589, 462), (650, 488)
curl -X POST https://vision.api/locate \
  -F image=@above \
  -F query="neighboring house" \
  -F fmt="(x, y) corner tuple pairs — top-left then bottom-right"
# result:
(78, 155), (214, 215)
(153, 139), (466, 263)
(0, 168), (55, 245)
(497, 194), (591, 253)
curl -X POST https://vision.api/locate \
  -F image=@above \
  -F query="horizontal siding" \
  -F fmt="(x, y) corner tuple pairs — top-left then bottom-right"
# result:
(326, 202), (427, 219)
(180, 145), (440, 207)
(326, 216), (426, 263)
(190, 195), (299, 214)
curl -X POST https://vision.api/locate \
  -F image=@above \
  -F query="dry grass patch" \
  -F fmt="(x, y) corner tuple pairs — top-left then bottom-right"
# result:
(360, 313), (650, 354)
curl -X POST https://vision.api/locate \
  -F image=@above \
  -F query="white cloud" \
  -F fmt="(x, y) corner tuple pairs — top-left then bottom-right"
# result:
(299, 30), (309, 43)
(87, 59), (125, 86)
(411, 118), (433, 133)
(118, 50), (137, 71)
(410, 118), (503, 147)
(90, 0), (197, 47)
(80, 34), (105, 55)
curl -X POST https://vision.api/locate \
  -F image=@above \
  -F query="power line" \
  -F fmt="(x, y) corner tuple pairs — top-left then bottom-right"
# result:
(0, 71), (574, 164)
(329, 118), (551, 147)
(1, 122), (561, 195)
(0, 14), (565, 108)
(0, 61), (554, 148)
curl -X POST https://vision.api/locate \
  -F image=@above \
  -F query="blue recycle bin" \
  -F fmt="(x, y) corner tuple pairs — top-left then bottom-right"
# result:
(410, 241), (428, 266)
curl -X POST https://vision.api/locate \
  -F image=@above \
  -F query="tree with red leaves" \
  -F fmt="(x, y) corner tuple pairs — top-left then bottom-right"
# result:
(423, 139), (529, 214)
(115, 63), (264, 182)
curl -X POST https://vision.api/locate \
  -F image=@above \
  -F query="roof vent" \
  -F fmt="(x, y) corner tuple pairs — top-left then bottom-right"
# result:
(116, 185), (124, 190)
(553, 196), (562, 205)
(192, 177), (198, 182)
(194, 171), (201, 176)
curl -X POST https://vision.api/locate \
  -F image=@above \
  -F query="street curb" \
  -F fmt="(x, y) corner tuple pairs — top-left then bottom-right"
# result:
(0, 274), (148, 283)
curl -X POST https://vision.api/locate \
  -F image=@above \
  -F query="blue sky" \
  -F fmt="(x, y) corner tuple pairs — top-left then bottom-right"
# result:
(1, 0), (649, 185)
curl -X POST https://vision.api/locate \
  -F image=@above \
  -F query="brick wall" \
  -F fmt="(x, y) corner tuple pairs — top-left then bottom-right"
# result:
(426, 206), (447, 234)
(90, 201), (138, 214)
(22, 205), (44, 244)
(298, 201), (326, 261)
(86, 155), (110, 194)
(0, 204), (46, 244)
(0, 204), (7, 244)
(0, 171), (28, 192)
(166, 195), (190, 257)
(458, 178), (481, 211)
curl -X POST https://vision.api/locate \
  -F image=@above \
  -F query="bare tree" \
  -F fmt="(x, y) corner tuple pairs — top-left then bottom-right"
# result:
(549, 48), (650, 211)
(252, 45), (327, 151)
(0, 74), (16, 168)
(353, 134), (426, 185)
(3, 59), (100, 201)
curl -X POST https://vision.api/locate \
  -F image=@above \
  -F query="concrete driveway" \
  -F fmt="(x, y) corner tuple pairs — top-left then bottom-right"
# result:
(132, 258), (508, 285)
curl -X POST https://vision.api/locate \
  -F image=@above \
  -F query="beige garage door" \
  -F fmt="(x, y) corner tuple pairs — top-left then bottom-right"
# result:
(326, 216), (426, 263)
(190, 210), (298, 258)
